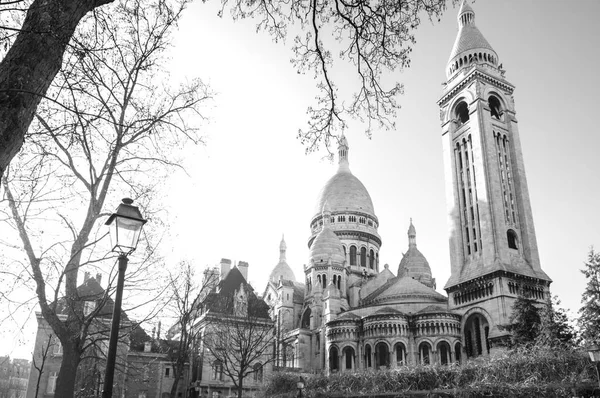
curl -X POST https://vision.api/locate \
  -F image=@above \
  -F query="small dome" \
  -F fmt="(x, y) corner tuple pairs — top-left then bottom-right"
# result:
(269, 235), (296, 282)
(309, 225), (345, 265)
(269, 262), (296, 283)
(398, 220), (434, 288)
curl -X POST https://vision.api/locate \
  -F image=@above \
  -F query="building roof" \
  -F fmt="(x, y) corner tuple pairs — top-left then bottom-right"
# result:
(447, 1), (498, 71)
(204, 267), (270, 319)
(364, 276), (447, 305)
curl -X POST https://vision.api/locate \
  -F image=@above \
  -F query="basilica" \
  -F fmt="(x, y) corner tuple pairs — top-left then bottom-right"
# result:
(263, 1), (552, 374)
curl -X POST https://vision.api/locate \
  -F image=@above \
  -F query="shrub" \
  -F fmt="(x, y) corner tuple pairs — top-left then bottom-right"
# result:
(264, 347), (597, 397)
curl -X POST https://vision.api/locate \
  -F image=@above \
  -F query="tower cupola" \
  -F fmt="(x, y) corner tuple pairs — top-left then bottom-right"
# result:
(446, 1), (499, 79)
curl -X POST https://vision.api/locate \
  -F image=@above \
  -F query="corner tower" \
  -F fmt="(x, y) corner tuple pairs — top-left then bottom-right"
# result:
(438, 2), (551, 355)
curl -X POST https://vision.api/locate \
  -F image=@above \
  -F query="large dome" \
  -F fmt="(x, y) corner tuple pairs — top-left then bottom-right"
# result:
(313, 170), (375, 217)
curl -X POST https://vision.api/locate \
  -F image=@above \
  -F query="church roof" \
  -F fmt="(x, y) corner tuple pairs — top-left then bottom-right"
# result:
(447, 1), (498, 75)
(371, 307), (404, 316)
(364, 276), (447, 305)
(417, 305), (453, 315)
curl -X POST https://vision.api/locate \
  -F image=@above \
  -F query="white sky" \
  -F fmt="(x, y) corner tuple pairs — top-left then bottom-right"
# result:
(4, 0), (600, 359)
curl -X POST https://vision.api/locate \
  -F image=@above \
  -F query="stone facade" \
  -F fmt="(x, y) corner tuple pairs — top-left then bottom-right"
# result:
(265, 1), (552, 374)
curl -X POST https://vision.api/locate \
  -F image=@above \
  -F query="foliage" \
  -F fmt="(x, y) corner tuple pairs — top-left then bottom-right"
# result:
(508, 295), (541, 346)
(579, 247), (600, 346)
(265, 347), (597, 397)
(218, 0), (453, 155)
(536, 295), (577, 347)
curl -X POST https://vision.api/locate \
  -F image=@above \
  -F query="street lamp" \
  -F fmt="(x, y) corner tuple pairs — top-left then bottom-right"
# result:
(588, 345), (600, 389)
(102, 198), (146, 398)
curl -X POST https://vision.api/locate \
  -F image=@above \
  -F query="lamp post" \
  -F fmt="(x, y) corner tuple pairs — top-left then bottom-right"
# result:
(102, 198), (146, 398)
(588, 345), (600, 389)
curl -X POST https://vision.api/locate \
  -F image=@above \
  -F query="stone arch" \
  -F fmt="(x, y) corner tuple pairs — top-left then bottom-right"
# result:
(418, 341), (432, 365)
(462, 310), (492, 358)
(436, 340), (452, 365)
(364, 343), (373, 368)
(393, 341), (408, 365)
(341, 345), (356, 370)
(374, 341), (391, 369)
(301, 307), (311, 329)
(329, 345), (340, 372)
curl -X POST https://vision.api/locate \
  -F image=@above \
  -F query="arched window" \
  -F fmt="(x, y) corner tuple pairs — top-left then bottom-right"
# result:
(369, 249), (374, 269)
(322, 274), (327, 288)
(253, 363), (263, 382)
(375, 342), (390, 369)
(507, 229), (519, 249)
(394, 342), (406, 365)
(329, 346), (339, 372)
(437, 341), (451, 365)
(455, 101), (470, 125)
(488, 95), (502, 120)
(418, 342), (431, 365)
(364, 344), (372, 368)
(455, 342), (462, 363)
(317, 274), (321, 286)
(464, 313), (490, 358)
(350, 246), (357, 266)
(343, 245), (347, 259)
(360, 247), (367, 267)
(343, 346), (355, 370)
(301, 308), (311, 329)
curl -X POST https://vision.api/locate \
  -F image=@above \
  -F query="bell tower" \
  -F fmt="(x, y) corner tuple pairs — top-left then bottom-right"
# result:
(438, 1), (551, 354)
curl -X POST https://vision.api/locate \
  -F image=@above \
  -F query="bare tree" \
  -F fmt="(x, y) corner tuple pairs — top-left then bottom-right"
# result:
(202, 286), (274, 398)
(31, 336), (54, 398)
(164, 262), (217, 398)
(1, 0), (452, 180)
(0, 0), (209, 396)
(0, 0), (115, 182)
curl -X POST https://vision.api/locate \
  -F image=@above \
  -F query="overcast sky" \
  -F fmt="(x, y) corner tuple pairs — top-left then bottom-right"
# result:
(3, 0), (600, 359)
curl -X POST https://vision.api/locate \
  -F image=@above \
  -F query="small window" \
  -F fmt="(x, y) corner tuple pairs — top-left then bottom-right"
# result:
(165, 367), (170, 377)
(212, 360), (223, 381)
(507, 229), (519, 249)
(47, 372), (57, 394)
(455, 101), (470, 125)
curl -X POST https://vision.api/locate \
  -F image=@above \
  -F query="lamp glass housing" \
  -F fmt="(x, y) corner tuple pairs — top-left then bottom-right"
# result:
(109, 216), (144, 254)
(106, 198), (146, 255)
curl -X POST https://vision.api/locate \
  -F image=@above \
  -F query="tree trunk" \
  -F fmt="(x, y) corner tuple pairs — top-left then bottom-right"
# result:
(170, 360), (183, 398)
(54, 339), (82, 398)
(0, 0), (114, 183)
(237, 373), (243, 398)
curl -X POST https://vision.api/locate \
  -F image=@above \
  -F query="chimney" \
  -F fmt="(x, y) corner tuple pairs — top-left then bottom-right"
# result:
(157, 321), (161, 339)
(96, 273), (102, 286)
(84, 272), (90, 282)
(237, 261), (249, 281)
(220, 258), (231, 279)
